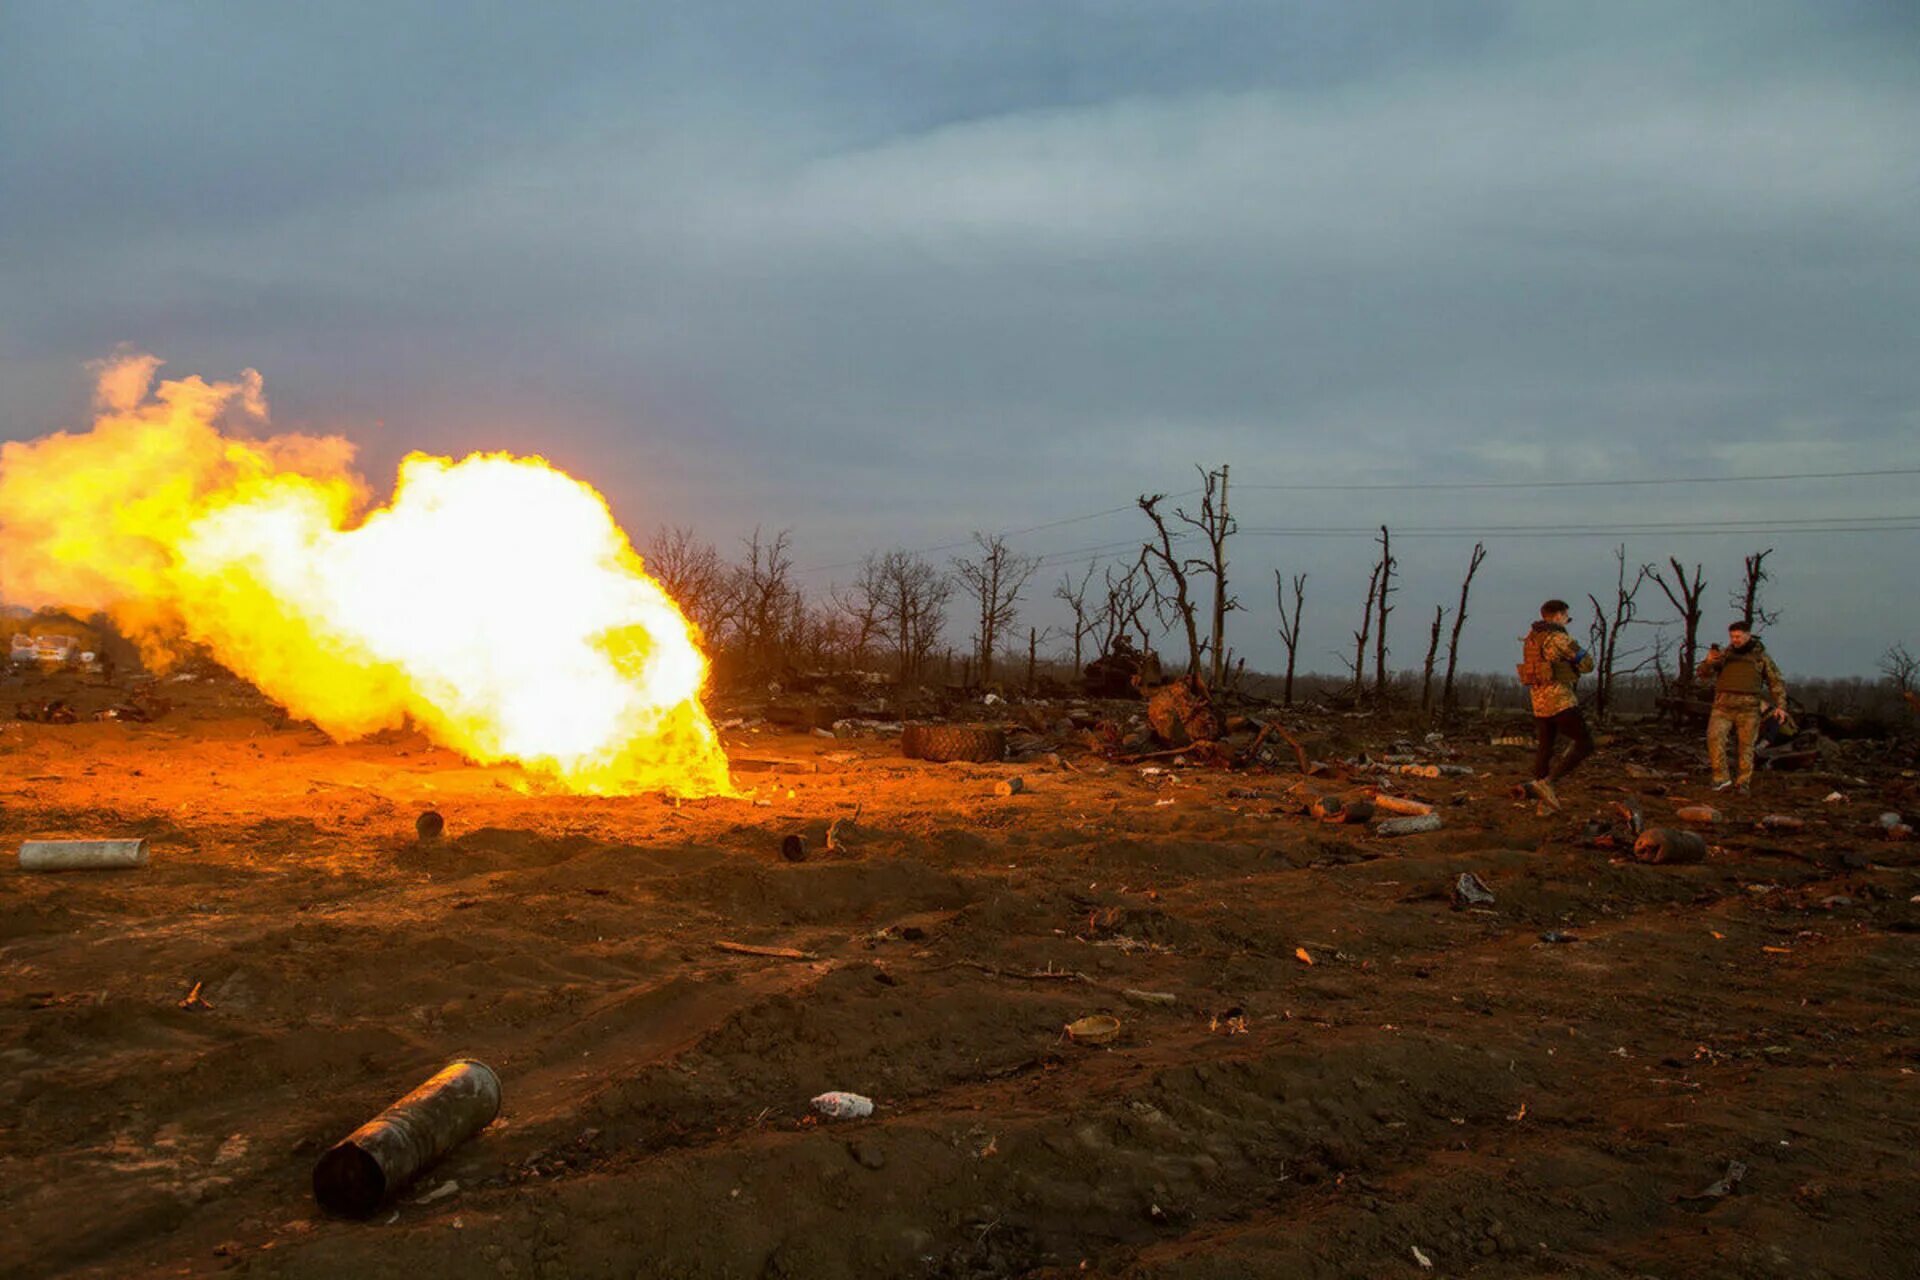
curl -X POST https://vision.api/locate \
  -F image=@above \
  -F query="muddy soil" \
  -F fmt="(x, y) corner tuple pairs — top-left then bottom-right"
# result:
(2, 671), (1917, 1279)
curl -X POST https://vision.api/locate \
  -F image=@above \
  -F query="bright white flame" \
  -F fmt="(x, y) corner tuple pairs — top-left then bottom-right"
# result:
(0, 354), (731, 796)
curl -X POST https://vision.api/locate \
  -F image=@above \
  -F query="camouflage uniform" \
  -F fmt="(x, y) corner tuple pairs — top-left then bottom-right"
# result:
(1697, 640), (1787, 787)
(1523, 623), (1593, 718)
(1522, 621), (1596, 780)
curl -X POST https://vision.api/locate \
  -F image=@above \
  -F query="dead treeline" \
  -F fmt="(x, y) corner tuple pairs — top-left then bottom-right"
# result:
(649, 470), (1912, 724)
(653, 464), (1246, 697)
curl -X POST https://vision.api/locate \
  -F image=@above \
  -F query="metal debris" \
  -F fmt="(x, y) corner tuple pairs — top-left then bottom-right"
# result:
(1452, 872), (1496, 908)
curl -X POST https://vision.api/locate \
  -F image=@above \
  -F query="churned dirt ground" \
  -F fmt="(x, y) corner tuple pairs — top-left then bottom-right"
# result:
(3, 671), (1918, 1280)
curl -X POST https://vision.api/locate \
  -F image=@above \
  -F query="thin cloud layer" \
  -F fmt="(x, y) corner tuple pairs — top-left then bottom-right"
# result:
(3, 1), (1915, 673)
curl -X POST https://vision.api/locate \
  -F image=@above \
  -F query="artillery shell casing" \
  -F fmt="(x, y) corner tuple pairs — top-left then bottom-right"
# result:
(18, 839), (150, 871)
(312, 1059), (502, 1216)
(1633, 827), (1708, 864)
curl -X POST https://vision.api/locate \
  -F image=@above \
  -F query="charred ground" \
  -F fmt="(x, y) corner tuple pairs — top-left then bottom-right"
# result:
(2, 669), (1917, 1279)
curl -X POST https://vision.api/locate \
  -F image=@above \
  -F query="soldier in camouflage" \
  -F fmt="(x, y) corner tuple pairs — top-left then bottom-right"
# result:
(1696, 618), (1788, 792)
(1517, 599), (1596, 809)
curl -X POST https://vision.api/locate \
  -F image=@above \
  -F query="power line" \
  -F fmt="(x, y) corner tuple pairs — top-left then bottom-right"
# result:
(1031, 535), (1179, 571)
(797, 488), (1200, 575)
(1240, 513), (1920, 535)
(1235, 466), (1920, 493)
(792, 466), (1918, 576)
(1238, 522), (1920, 540)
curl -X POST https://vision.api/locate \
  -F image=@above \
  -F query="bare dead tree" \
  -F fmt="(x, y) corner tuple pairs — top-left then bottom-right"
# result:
(859, 549), (951, 679)
(1441, 541), (1487, 715)
(1420, 604), (1446, 714)
(1054, 561), (1099, 675)
(1347, 559), (1383, 700)
(1585, 545), (1651, 721)
(1274, 570), (1306, 707)
(727, 527), (800, 672)
(1169, 465), (1238, 687)
(1880, 642), (1918, 695)
(1585, 597), (1609, 717)
(1733, 548), (1779, 628)
(1096, 560), (1155, 655)
(643, 525), (728, 640)
(1022, 626), (1055, 693)
(783, 598), (852, 670)
(1372, 525), (1396, 706)
(1138, 494), (1203, 677)
(775, 582), (817, 666)
(829, 576), (884, 669)
(1646, 631), (1674, 696)
(818, 606), (868, 669)
(953, 533), (1039, 684)
(1647, 557), (1708, 698)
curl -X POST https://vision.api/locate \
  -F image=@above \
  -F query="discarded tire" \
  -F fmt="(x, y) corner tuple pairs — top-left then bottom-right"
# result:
(901, 724), (1005, 764)
(1633, 827), (1707, 864)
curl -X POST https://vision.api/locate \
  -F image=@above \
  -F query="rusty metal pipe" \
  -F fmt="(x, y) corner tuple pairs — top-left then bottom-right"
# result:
(312, 1059), (501, 1216)
(19, 838), (149, 871)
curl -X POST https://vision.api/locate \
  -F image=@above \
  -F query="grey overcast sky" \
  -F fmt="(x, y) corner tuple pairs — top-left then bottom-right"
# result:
(3, 1), (1917, 676)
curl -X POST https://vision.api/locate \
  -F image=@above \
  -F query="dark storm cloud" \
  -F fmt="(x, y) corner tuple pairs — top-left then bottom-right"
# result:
(3, 1), (1916, 674)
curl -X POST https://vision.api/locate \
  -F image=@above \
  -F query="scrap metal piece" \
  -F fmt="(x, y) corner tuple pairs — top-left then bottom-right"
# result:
(1679, 1158), (1748, 1208)
(1452, 872), (1496, 908)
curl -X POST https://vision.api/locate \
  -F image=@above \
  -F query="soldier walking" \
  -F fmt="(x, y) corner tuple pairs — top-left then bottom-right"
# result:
(1696, 618), (1788, 793)
(1517, 599), (1595, 809)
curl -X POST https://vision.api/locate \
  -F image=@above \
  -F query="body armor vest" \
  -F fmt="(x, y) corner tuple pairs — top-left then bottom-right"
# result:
(1517, 625), (1566, 688)
(1717, 644), (1766, 696)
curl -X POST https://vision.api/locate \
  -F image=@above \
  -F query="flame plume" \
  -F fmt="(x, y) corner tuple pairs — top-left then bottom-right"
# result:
(0, 354), (732, 797)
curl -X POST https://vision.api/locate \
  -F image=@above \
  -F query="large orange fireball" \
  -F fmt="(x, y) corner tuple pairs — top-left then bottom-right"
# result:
(0, 354), (732, 797)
